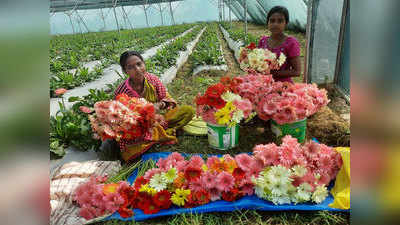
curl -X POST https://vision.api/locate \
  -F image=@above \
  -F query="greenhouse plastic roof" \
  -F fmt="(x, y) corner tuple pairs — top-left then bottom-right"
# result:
(50, 0), (184, 13)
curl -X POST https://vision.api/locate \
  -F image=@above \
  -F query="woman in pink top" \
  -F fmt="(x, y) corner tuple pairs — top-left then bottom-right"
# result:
(258, 6), (301, 83)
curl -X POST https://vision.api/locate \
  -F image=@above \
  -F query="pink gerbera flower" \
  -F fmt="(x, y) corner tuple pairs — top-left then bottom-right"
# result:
(200, 172), (217, 190)
(188, 155), (204, 169)
(253, 144), (279, 167)
(79, 106), (93, 114)
(216, 171), (235, 192)
(239, 178), (254, 196)
(235, 153), (254, 172)
(79, 205), (97, 220)
(189, 178), (204, 192)
(143, 168), (162, 180)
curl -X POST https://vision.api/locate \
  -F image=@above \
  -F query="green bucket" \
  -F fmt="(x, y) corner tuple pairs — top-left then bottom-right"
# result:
(270, 118), (307, 143)
(207, 123), (239, 150)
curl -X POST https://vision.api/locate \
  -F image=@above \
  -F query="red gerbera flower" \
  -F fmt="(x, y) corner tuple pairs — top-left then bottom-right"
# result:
(193, 189), (211, 205)
(183, 193), (198, 208)
(184, 166), (202, 182)
(119, 185), (136, 208)
(222, 188), (242, 202)
(205, 96), (226, 109)
(205, 83), (226, 99)
(232, 167), (246, 182)
(116, 93), (130, 106)
(246, 42), (257, 50)
(132, 191), (151, 210)
(117, 207), (134, 218)
(134, 176), (148, 191)
(143, 201), (161, 214)
(153, 190), (172, 209)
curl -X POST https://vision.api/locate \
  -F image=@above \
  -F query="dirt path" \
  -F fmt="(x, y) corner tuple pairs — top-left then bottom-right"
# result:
(216, 25), (246, 77)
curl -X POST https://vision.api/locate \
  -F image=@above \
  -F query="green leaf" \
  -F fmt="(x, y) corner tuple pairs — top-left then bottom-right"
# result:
(68, 96), (80, 102)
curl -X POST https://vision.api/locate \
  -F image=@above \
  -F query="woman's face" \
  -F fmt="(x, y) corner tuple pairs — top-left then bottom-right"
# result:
(267, 13), (287, 35)
(124, 55), (146, 79)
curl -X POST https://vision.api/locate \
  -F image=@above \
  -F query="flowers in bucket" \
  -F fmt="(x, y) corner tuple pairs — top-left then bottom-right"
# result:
(252, 135), (342, 204)
(232, 73), (330, 125)
(255, 82), (330, 124)
(238, 42), (286, 74)
(88, 94), (158, 142)
(195, 82), (253, 127)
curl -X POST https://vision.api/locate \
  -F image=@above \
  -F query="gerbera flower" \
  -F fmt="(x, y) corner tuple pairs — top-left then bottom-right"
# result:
(184, 166), (202, 182)
(222, 188), (242, 202)
(173, 172), (186, 189)
(205, 83), (226, 98)
(79, 205), (97, 220)
(232, 167), (246, 181)
(143, 168), (162, 180)
(79, 106), (93, 114)
(139, 184), (157, 196)
(162, 168), (177, 183)
(54, 88), (67, 96)
(188, 155), (204, 169)
(311, 185), (328, 204)
(200, 172), (217, 190)
(134, 176), (148, 191)
(246, 42), (256, 50)
(235, 153), (254, 172)
(117, 207), (133, 218)
(143, 201), (161, 214)
(153, 190), (172, 209)
(216, 171), (235, 192)
(239, 178), (254, 196)
(189, 178), (203, 193)
(171, 188), (191, 206)
(149, 173), (167, 191)
(103, 183), (119, 195)
(253, 144), (279, 167)
(215, 107), (231, 125)
(193, 189), (211, 205)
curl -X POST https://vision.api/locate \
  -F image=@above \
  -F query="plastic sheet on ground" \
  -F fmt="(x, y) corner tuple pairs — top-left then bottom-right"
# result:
(104, 151), (349, 222)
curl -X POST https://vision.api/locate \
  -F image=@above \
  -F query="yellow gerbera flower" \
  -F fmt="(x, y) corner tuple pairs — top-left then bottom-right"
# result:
(139, 183), (157, 196)
(215, 108), (231, 125)
(171, 188), (191, 206)
(223, 101), (236, 113)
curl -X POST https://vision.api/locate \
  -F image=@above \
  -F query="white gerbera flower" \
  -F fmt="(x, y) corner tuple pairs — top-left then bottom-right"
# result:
(269, 194), (291, 205)
(292, 165), (307, 177)
(232, 110), (244, 124)
(270, 180), (289, 196)
(149, 173), (167, 191)
(268, 165), (292, 184)
(254, 185), (266, 199)
(221, 91), (241, 102)
(312, 185), (328, 204)
(278, 53), (286, 66)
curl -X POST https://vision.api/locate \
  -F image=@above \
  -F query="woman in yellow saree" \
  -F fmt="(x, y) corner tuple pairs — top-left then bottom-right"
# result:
(113, 51), (194, 161)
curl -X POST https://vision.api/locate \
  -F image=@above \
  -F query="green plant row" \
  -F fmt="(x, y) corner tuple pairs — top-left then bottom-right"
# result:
(190, 23), (225, 68)
(50, 23), (196, 74)
(50, 89), (114, 158)
(219, 22), (259, 46)
(50, 64), (106, 97)
(146, 25), (205, 76)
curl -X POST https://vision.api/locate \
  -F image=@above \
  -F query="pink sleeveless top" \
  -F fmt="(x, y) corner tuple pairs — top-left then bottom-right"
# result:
(258, 36), (300, 83)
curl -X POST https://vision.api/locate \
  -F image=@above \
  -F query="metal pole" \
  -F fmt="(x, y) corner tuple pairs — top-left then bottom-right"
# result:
(169, 0), (175, 25)
(159, 3), (164, 26)
(122, 6), (134, 30)
(143, 1), (149, 27)
(113, 0), (120, 33)
(244, 0), (248, 40)
(66, 12), (76, 34)
(100, 8), (106, 30)
(229, 0), (232, 28)
(222, 0), (225, 21)
(76, 11), (90, 33)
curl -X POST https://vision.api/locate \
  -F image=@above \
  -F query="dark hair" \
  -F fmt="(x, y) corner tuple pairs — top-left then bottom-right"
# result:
(267, 6), (289, 24)
(119, 50), (144, 71)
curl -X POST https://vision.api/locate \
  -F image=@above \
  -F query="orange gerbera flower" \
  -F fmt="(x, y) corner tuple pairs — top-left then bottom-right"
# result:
(103, 183), (119, 195)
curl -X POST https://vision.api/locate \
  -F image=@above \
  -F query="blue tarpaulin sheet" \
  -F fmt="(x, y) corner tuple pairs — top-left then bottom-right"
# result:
(105, 152), (349, 222)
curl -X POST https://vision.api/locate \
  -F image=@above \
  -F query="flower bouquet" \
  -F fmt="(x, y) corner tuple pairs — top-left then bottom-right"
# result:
(73, 136), (343, 219)
(238, 42), (286, 74)
(232, 73), (330, 142)
(89, 94), (161, 142)
(195, 81), (253, 149)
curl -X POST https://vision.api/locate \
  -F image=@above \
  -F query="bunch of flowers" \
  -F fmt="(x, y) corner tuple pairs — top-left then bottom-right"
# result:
(231, 73), (330, 124)
(238, 42), (286, 74)
(195, 82), (253, 126)
(89, 94), (160, 141)
(252, 135), (342, 205)
(255, 82), (330, 124)
(73, 176), (135, 220)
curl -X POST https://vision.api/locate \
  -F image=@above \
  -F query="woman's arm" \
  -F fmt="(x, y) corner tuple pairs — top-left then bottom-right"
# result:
(271, 56), (301, 78)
